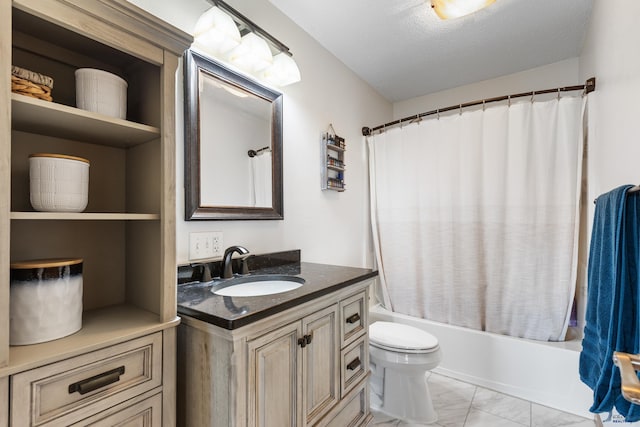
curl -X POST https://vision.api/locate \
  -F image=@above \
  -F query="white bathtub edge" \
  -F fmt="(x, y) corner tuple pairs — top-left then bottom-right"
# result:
(369, 304), (595, 419)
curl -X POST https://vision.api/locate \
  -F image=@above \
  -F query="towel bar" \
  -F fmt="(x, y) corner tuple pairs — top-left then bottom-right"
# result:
(613, 352), (640, 404)
(594, 185), (640, 204)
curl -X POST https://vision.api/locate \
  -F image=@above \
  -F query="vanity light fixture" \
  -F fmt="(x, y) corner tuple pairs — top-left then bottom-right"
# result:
(261, 52), (302, 87)
(431, 0), (496, 19)
(195, 0), (301, 87)
(228, 32), (273, 73)
(193, 6), (241, 56)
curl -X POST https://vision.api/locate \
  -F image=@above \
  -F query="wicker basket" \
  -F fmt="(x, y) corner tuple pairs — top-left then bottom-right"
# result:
(11, 66), (54, 102)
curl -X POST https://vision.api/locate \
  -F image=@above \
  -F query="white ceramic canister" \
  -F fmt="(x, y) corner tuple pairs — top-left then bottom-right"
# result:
(75, 68), (128, 119)
(10, 258), (83, 345)
(29, 153), (90, 212)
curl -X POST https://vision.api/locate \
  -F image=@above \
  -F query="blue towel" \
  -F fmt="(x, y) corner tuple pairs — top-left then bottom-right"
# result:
(580, 185), (640, 421)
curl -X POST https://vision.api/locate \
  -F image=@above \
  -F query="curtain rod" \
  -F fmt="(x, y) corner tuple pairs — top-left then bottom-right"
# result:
(362, 77), (596, 136)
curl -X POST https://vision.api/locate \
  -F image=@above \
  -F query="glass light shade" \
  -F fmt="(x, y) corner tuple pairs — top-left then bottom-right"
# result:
(431, 0), (496, 19)
(227, 33), (273, 73)
(262, 53), (301, 87)
(193, 6), (241, 56)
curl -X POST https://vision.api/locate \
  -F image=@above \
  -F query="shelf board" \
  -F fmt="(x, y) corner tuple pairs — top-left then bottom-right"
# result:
(327, 165), (345, 172)
(3, 305), (179, 376)
(10, 212), (160, 220)
(326, 143), (345, 152)
(11, 93), (160, 147)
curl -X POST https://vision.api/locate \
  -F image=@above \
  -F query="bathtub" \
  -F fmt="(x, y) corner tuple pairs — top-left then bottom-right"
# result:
(369, 304), (594, 418)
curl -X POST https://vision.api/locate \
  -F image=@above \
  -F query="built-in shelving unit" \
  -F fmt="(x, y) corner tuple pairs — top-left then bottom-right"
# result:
(0, 0), (192, 424)
(321, 125), (346, 192)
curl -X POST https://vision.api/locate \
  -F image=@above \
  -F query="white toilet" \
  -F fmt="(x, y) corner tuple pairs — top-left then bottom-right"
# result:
(369, 321), (442, 424)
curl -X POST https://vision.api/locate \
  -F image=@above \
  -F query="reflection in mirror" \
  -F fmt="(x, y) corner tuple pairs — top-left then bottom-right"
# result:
(184, 49), (283, 220)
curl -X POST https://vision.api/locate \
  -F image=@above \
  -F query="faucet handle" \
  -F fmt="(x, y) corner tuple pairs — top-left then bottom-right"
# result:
(240, 255), (253, 275)
(190, 262), (212, 282)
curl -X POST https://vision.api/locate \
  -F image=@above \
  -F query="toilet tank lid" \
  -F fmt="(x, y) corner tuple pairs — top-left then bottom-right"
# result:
(369, 321), (439, 350)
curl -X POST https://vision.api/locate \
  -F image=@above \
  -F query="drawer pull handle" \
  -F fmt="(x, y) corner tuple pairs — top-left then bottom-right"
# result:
(68, 366), (125, 395)
(347, 357), (361, 371)
(346, 313), (361, 324)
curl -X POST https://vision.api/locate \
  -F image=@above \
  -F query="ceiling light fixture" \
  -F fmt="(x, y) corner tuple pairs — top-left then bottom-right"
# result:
(431, 0), (496, 20)
(193, 0), (301, 87)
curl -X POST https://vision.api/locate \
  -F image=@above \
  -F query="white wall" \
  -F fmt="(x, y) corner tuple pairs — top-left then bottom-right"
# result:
(394, 57), (581, 119)
(579, 0), (640, 204)
(127, 0), (392, 268)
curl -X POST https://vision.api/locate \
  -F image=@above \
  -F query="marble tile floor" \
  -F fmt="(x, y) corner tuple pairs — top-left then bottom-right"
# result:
(372, 372), (596, 427)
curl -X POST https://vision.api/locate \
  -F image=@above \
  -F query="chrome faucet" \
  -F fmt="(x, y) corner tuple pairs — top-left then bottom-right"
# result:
(221, 245), (250, 279)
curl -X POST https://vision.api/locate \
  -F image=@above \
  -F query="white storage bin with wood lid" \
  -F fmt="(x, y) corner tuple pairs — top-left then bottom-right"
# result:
(10, 258), (83, 345)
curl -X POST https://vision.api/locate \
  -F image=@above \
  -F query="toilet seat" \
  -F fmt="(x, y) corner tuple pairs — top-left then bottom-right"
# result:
(370, 321), (439, 354)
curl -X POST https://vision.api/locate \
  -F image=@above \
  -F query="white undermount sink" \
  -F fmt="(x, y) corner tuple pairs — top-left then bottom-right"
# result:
(211, 275), (305, 297)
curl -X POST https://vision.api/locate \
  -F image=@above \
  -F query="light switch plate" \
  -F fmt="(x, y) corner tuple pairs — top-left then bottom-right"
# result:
(189, 231), (223, 260)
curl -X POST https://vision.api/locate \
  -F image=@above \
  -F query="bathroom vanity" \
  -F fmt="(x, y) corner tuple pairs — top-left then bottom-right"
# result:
(177, 255), (377, 427)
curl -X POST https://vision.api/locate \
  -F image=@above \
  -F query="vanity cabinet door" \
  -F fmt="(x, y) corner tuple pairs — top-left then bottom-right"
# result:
(247, 321), (303, 427)
(302, 305), (340, 426)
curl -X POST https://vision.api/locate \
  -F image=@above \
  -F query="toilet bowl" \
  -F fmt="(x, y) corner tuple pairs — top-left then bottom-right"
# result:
(369, 321), (442, 424)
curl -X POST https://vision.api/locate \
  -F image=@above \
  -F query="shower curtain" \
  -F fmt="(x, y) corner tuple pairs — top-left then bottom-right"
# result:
(368, 97), (585, 341)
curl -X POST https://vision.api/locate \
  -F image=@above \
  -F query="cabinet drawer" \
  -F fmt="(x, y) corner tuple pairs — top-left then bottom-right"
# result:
(319, 377), (370, 427)
(341, 337), (368, 398)
(68, 392), (162, 426)
(340, 291), (367, 347)
(11, 333), (162, 427)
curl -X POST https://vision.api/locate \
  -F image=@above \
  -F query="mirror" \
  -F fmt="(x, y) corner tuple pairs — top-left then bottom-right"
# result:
(184, 49), (283, 220)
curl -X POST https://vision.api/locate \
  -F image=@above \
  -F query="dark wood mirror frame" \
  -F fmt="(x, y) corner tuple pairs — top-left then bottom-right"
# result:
(184, 49), (283, 220)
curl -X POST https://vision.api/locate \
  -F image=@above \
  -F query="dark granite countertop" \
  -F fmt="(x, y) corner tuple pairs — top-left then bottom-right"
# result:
(177, 254), (377, 330)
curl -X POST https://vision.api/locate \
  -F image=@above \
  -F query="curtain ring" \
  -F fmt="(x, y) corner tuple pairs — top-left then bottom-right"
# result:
(437, 108), (440, 120)
(508, 95), (511, 107)
(531, 91), (535, 103)
(557, 88), (561, 101)
(482, 100), (486, 111)
(459, 104), (462, 115)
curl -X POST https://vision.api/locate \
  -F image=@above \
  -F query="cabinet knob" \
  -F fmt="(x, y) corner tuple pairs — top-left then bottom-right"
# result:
(298, 334), (313, 347)
(346, 313), (361, 324)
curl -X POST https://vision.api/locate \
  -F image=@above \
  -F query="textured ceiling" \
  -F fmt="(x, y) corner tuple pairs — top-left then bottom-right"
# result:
(269, 0), (594, 102)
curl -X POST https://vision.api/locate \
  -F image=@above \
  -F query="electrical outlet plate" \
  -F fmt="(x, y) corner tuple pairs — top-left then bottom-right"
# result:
(189, 231), (223, 260)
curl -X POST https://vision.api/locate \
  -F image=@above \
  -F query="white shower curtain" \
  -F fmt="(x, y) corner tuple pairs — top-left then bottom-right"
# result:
(368, 97), (585, 341)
